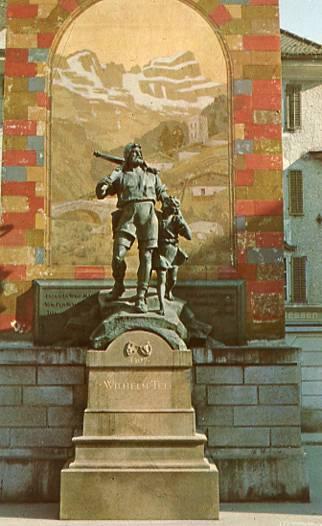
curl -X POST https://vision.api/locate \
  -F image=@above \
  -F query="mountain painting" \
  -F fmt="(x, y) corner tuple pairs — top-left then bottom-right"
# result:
(49, 0), (232, 278)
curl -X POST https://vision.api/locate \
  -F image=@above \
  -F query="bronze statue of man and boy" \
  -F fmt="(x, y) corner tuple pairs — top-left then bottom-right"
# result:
(95, 143), (191, 314)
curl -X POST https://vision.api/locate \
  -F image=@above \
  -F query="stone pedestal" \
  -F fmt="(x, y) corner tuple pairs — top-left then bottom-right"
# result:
(60, 331), (219, 520)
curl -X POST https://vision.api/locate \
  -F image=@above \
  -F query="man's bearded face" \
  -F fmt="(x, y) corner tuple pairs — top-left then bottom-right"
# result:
(129, 145), (144, 167)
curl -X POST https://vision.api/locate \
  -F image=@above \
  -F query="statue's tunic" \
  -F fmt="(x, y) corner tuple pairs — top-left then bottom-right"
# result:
(96, 166), (167, 249)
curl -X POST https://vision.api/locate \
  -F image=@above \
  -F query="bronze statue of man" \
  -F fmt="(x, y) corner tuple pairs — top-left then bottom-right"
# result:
(96, 143), (168, 313)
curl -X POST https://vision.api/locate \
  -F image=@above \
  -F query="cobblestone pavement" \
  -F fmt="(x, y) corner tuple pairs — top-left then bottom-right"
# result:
(0, 445), (321, 526)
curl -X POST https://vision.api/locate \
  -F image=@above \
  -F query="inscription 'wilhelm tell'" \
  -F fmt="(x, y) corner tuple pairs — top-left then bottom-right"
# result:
(103, 376), (168, 391)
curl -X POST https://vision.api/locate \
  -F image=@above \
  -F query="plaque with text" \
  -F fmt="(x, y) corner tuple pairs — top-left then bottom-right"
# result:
(33, 279), (245, 345)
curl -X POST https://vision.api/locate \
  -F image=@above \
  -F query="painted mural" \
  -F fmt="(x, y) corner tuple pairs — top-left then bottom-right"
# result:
(50, 0), (231, 277)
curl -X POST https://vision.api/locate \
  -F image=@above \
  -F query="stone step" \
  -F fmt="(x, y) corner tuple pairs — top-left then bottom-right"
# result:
(71, 434), (208, 468)
(83, 409), (196, 436)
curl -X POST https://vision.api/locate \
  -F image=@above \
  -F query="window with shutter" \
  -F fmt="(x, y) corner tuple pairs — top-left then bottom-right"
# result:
(285, 85), (301, 131)
(288, 170), (304, 215)
(291, 256), (307, 303)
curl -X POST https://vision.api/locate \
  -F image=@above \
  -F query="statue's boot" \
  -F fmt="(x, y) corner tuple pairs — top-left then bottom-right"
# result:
(107, 280), (125, 300)
(135, 287), (148, 313)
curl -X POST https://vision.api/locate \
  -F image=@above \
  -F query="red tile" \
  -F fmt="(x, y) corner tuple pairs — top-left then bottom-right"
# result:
(243, 35), (280, 51)
(237, 252), (247, 265)
(250, 0), (278, 4)
(28, 196), (44, 211)
(248, 280), (284, 293)
(36, 92), (51, 109)
(237, 263), (257, 281)
(253, 80), (281, 96)
(254, 200), (283, 216)
(0, 228), (26, 246)
(37, 32), (55, 48)
(234, 95), (253, 124)
(218, 266), (238, 279)
(5, 62), (37, 77)
(3, 150), (37, 166)
(16, 288), (33, 328)
(4, 120), (37, 136)
(59, 0), (78, 12)
(253, 80), (281, 110)
(236, 170), (254, 186)
(253, 93), (281, 111)
(2, 181), (35, 196)
(2, 212), (35, 229)
(5, 48), (28, 63)
(256, 232), (283, 248)
(0, 315), (15, 331)
(7, 4), (38, 18)
(236, 200), (256, 216)
(74, 266), (106, 279)
(245, 154), (282, 170)
(245, 124), (281, 140)
(0, 265), (27, 281)
(209, 5), (232, 27)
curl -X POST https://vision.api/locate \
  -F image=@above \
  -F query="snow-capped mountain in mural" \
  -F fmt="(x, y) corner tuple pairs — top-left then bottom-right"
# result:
(53, 50), (223, 114)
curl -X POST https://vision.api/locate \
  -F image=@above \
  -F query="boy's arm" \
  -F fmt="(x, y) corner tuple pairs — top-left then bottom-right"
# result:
(176, 213), (192, 241)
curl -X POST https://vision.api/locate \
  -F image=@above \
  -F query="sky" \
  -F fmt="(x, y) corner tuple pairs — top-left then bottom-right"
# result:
(279, 0), (322, 44)
(57, 0), (226, 83)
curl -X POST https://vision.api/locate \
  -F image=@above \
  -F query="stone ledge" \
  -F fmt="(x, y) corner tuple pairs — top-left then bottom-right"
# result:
(0, 347), (86, 365)
(193, 346), (300, 365)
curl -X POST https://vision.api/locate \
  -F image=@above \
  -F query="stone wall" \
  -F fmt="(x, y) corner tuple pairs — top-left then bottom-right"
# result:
(192, 345), (309, 501)
(0, 343), (309, 502)
(0, 345), (86, 501)
(286, 329), (322, 434)
(0, 0), (284, 341)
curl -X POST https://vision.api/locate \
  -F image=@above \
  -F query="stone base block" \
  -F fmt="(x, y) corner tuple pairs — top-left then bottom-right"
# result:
(60, 466), (219, 520)
(213, 451), (309, 502)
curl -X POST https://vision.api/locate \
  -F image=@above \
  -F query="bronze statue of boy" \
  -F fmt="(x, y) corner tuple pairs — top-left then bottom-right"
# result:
(96, 143), (168, 313)
(153, 196), (192, 315)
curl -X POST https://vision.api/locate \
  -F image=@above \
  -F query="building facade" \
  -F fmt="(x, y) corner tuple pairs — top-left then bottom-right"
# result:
(282, 29), (322, 434)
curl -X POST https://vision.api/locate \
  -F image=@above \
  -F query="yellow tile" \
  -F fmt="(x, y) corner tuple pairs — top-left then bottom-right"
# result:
(37, 121), (46, 136)
(28, 106), (47, 121)
(2, 196), (29, 213)
(226, 5), (241, 18)
(26, 229), (45, 247)
(234, 124), (245, 140)
(37, 63), (49, 76)
(35, 211), (46, 230)
(35, 182), (45, 196)
(7, 32), (37, 48)
(232, 63), (243, 80)
(27, 167), (45, 182)
(0, 247), (35, 265)
(226, 35), (243, 51)
(38, 3), (57, 17)
(3, 136), (27, 150)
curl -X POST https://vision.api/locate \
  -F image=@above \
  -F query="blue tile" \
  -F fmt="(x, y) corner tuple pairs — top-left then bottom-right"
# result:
(28, 77), (45, 92)
(235, 139), (253, 155)
(236, 216), (246, 232)
(36, 151), (44, 166)
(28, 136), (44, 151)
(35, 247), (45, 264)
(2, 166), (27, 181)
(234, 79), (252, 95)
(28, 49), (49, 63)
(247, 248), (284, 265)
